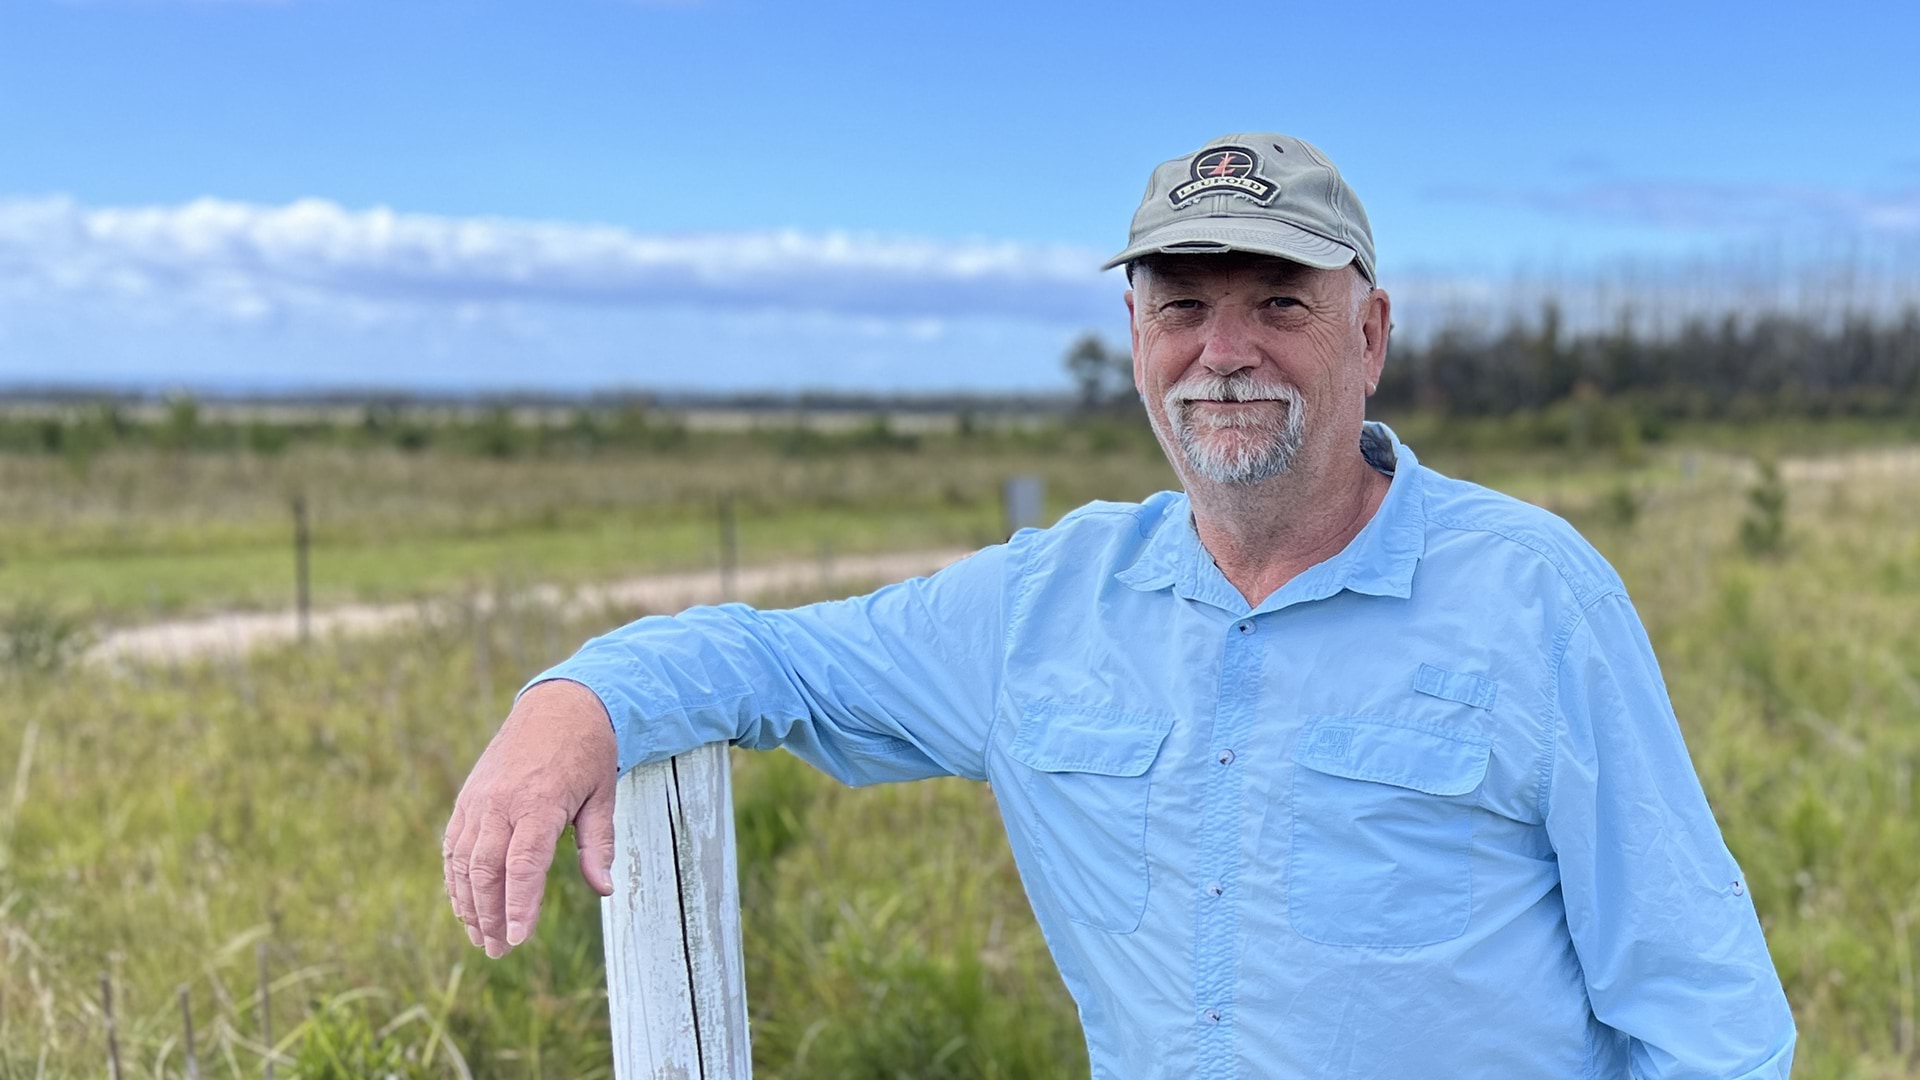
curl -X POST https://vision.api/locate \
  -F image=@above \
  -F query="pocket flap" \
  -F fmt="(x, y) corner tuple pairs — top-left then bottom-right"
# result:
(1413, 663), (1498, 710)
(1293, 716), (1491, 796)
(1009, 703), (1176, 777)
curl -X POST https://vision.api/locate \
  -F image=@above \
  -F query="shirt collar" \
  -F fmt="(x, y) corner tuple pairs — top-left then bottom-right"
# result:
(1115, 420), (1428, 612)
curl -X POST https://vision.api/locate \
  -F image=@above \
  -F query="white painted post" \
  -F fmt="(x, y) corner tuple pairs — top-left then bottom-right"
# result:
(602, 741), (753, 1078)
(1002, 474), (1046, 537)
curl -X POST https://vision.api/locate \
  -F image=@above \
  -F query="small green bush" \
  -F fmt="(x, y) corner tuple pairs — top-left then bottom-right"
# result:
(1740, 459), (1789, 556)
(0, 600), (91, 674)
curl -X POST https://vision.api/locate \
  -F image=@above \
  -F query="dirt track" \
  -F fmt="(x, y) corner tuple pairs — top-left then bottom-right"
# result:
(84, 547), (973, 667)
(77, 445), (1920, 669)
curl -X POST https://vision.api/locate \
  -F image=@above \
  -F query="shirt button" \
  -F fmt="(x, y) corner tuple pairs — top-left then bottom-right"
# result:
(1732, 879), (1746, 896)
(1205, 1009), (1223, 1024)
(1237, 621), (1255, 634)
(1216, 749), (1235, 766)
(1206, 882), (1224, 897)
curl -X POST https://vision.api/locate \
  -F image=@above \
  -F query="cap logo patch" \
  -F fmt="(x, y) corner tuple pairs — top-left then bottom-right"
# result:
(1169, 145), (1278, 208)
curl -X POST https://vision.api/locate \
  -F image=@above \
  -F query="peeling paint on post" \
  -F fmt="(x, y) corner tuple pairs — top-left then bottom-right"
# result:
(603, 741), (752, 1078)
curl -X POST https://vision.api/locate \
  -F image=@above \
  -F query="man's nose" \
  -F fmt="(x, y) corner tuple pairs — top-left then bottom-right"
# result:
(1195, 309), (1262, 378)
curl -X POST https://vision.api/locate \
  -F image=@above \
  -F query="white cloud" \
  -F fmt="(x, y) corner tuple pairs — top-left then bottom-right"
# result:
(0, 194), (1118, 330)
(8, 191), (1917, 394)
(0, 194), (1133, 393)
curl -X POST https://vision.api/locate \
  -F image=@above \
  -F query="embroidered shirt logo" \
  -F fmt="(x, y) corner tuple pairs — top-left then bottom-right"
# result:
(1308, 725), (1354, 760)
(1169, 145), (1278, 208)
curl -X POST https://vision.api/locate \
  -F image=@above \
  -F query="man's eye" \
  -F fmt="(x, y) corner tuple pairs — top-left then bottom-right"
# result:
(1266, 296), (1304, 308)
(1163, 299), (1203, 311)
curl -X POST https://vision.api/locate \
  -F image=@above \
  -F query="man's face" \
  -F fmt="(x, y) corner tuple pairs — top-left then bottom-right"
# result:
(1125, 253), (1386, 488)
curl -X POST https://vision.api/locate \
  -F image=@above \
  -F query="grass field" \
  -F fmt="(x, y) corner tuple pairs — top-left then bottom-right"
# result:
(8, 411), (1912, 626)
(0, 427), (1171, 626)
(2, 415), (1918, 1077)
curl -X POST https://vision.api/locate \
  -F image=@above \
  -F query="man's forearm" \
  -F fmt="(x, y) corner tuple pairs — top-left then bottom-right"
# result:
(520, 550), (1009, 787)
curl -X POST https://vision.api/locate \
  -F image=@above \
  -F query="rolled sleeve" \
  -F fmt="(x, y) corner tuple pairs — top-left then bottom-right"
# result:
(1545, 592), (1797, 1079)
(517, 542), (1011, 787)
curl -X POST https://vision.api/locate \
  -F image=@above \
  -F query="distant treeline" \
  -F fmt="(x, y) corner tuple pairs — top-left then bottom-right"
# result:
(1069, 304), (1920, 425)
(6, 304), (1917, 462)
(0, 396), (1082, 463)
(1374, 304), (1920, 419)
(0, 398), (689, 460)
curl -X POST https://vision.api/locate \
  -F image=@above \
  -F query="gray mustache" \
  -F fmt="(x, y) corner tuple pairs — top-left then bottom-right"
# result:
(1167, 379), (1299, 404)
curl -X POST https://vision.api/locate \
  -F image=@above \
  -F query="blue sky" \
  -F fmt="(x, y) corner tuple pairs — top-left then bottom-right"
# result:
(2, 0), (1916, 394)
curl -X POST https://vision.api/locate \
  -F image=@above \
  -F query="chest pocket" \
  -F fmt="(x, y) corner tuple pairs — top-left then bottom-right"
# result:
(1008, 703), (1176, 935)
(1288, 715), (1492, 948)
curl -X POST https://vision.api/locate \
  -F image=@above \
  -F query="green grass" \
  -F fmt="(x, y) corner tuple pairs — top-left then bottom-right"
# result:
(0, 432), (1176, 625)
(6, 413), (1914, 625)
(0, 581), (1084, 1079)
(3, 423), (1919, 1077)
(6, 501), (997, 625)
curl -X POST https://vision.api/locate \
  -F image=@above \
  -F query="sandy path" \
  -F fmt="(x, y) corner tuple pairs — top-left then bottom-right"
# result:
(76, 445), (1920, 668)
(84, 547), (974, 667)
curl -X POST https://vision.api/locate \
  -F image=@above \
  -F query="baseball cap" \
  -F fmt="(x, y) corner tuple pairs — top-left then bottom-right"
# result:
(1102, 132), (1376, 284)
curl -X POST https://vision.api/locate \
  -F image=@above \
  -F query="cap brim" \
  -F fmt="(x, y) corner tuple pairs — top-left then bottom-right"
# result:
(1100, 218), (1357, 273)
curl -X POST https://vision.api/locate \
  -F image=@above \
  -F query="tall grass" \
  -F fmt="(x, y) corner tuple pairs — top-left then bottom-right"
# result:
(0, 581), (1081, 1078)
(2, 431), (1918, 1076)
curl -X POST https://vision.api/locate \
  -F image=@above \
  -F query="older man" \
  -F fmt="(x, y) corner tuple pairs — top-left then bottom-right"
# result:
(444, 133), (1797, 1078)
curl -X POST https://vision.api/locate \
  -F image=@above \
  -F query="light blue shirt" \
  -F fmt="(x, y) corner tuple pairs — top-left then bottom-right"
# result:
(524, 421), (1796, 1079)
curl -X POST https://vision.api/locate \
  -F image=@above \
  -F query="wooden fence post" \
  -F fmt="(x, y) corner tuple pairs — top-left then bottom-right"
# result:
(258, 940), (275, 1080)
(717, 495), (739, 599)
(180, 985), (201, 1080)
(101, 973), (122, 1080)
(1002, 474), (1046, 537)
(602, 741), (752, 1078)
(291, 495), (311, 645)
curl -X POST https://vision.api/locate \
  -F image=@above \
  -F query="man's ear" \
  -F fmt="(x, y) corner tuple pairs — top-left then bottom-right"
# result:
(1362, 286), (1392, 392)
(1125, 289), (1145, 396)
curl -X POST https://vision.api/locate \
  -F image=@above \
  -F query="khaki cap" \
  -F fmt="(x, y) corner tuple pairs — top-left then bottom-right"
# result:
(1102, 132), (1375, 284)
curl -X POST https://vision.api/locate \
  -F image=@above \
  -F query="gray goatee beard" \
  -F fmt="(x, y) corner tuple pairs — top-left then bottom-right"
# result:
(1163, 374), (1307, 486)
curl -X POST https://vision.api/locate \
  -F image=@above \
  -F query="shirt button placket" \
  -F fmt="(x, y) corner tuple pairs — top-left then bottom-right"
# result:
(1196, 615), (1259, 1075)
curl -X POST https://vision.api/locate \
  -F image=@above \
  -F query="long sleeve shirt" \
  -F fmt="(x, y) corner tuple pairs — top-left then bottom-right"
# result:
(521, 420), (1797, 1079)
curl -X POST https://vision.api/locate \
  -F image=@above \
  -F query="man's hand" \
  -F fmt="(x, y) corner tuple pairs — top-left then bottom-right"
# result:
(443, 678), (619, 958)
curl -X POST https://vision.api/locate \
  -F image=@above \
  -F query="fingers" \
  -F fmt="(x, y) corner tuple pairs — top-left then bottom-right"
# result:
(442, 679), (620, 959)
(442, 802), (466, 923)
(467, 811), (514, 957)
(574, 780), (617, 898)
(448, 805), (486, 948)
(503, 808), (568, 948)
